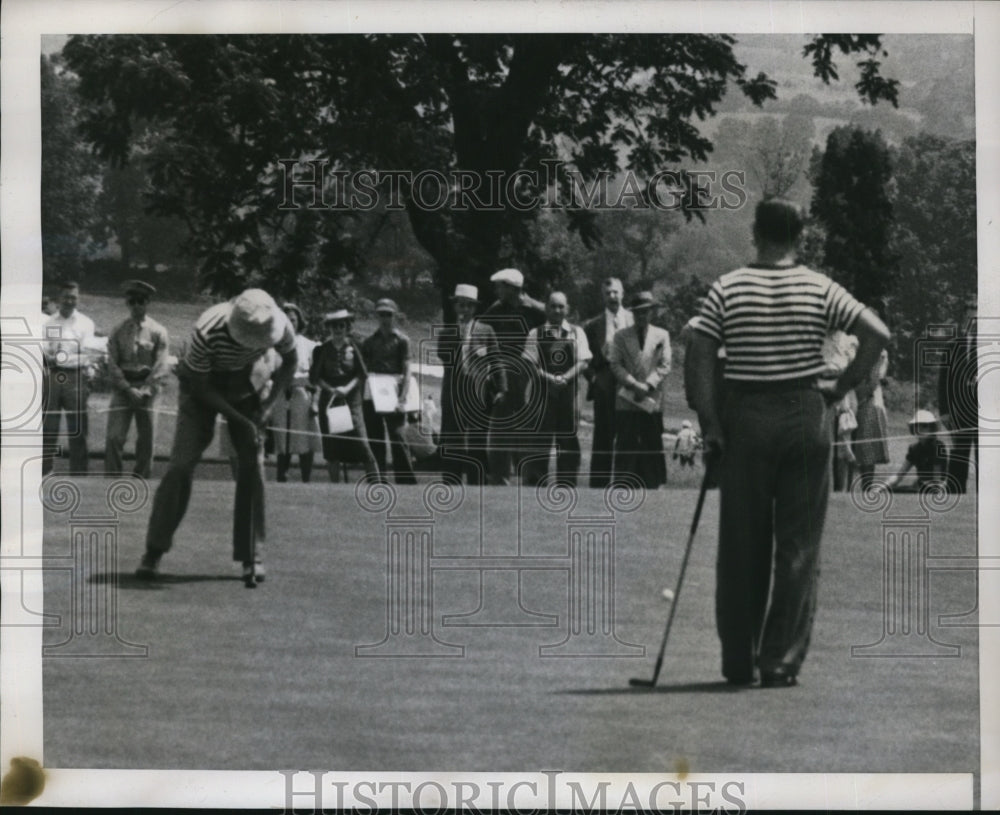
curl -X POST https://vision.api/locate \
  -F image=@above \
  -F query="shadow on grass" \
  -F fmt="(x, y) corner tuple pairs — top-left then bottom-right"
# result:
(89, 571), (244, 590)
(560, 680), (746, 695)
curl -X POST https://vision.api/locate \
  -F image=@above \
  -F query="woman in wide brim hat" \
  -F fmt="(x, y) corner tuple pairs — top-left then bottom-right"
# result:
(269, 303), (321, 481)
(309, 306), (378, 482)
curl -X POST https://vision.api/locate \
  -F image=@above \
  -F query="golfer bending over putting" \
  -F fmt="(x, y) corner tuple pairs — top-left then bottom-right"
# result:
(687, 199), (889, 688)
(136, 289), (297, 584)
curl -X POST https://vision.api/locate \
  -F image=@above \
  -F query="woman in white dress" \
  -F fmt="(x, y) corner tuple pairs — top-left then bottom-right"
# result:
(271, 303), (321, 481)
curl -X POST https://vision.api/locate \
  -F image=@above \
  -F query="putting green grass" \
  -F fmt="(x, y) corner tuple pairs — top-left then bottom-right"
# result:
(42, 477), (978, 774)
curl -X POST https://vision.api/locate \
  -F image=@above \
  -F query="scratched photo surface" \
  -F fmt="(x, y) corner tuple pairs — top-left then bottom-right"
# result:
(2, 1), (996, 810)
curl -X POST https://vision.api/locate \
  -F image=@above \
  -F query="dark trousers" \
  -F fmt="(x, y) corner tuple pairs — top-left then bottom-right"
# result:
(947, 428), (977, 493)
(613, 409), (666, 489)
(42, 368), (89, 475)
(717, 387), (831, 682)
(362, 401), (416, 484)
(589, 383), (617, 488)
(104, 389), (156, 478)
(145, 382), (263, 563)
(487, 384), (528, 486)
(523, 385), (581, 486)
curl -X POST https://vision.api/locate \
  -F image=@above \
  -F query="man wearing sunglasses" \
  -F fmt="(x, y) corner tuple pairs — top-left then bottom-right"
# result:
(104, 280), (170, 478)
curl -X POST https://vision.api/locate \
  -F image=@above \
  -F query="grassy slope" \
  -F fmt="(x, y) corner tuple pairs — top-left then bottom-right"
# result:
(42, 479), (979, 773)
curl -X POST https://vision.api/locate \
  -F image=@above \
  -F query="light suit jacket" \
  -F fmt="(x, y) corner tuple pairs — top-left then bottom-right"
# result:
(608, 324), (672, 412)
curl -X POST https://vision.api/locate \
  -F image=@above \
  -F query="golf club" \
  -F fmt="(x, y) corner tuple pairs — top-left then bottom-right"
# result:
(629, 467), (712, 688)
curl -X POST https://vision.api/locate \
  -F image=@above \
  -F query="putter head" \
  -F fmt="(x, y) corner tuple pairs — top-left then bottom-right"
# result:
(628, 678), (655, 688)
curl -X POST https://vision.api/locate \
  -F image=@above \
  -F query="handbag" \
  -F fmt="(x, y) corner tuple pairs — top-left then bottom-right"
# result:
(325, 403), (354, 435)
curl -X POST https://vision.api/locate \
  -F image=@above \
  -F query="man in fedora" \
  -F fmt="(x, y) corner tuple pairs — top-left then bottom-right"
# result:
(136, 288), (297, 585)
(104, 280), (170, 479)
(608, 290), (671, 489)
(437, 284), (507, 485)
(42, 280), (97, 475)
(480, 268), (545, 484)
(583, 277), (634, 488)
(360, 298), (417, 484)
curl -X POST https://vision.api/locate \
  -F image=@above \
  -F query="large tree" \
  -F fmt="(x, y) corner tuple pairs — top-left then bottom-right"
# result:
(889, 133), (976, 378)
(809, 125), (897, 310)
(40, 55), (102, 282)
(62, 34), (898, 313)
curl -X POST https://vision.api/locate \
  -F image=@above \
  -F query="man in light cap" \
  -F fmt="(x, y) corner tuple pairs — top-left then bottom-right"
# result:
(361, 297), (417, 484)
(104, 280), (170, 478)
(137, 288), (297, 586)
(480, 267), (545, 484)
(437, 284), (507, 485)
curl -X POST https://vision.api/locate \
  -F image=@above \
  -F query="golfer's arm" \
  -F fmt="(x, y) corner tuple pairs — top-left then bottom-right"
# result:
(686, 332), (722, 435)
(179, 367), (246, 424)
(261, 349), (298, 412)
(837, 309), (890, 397)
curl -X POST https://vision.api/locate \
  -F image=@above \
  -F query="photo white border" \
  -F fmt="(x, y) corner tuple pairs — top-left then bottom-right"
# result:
(2, 0), (996, 808)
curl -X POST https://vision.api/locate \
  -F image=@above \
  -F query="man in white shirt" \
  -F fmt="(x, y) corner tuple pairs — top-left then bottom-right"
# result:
(42, 281), (96, 475)
(582, 277), (633, 487)
(522, 291), (592, 487)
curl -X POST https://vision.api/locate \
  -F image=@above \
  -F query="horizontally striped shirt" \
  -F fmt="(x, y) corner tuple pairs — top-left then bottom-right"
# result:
(182, 302), (295, 374)
(693, 264), (866, 381)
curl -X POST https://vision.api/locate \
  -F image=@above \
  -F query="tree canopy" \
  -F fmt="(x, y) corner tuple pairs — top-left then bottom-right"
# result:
(62, 33), (899, 313)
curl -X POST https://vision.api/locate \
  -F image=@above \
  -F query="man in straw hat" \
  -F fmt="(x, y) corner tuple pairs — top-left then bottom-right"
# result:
(608, 290), (671, 489)
(104, 280), (170, 479)
(687, 198), (890, 688)
(436, 284), (507, 485)
(884, 409), (949, 493)
(136, 288), (298, 585)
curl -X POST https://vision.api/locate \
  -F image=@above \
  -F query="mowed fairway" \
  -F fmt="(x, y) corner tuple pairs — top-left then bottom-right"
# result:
(43, 476), (979, 774)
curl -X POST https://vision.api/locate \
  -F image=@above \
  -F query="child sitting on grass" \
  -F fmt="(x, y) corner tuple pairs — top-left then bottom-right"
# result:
(883, 410), (949, 493)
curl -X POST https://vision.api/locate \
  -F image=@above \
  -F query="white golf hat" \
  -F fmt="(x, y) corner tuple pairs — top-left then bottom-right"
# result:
(451, 284), (479, 302)
(909, 409), (939, 428)
(682, 420), (693, 429)
(490, 268), (524, 288)
(229, 289), (287, 350)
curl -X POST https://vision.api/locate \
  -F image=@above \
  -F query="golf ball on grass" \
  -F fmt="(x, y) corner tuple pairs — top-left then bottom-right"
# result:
(661, 588), (675, 601)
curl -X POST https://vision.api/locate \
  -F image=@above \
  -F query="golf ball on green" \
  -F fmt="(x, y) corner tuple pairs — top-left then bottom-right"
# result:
(661, 588), (675, 601)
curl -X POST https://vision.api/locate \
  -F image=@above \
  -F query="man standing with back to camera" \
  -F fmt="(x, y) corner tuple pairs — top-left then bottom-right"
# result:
(687, 199), (889, 688)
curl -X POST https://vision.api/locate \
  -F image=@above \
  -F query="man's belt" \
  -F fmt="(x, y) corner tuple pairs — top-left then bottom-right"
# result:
(726, 375), (818, 394)
(122, 368), (152, 383)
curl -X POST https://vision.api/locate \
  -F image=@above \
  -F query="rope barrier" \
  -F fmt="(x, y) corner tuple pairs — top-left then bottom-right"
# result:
(84, 403), (979, 451)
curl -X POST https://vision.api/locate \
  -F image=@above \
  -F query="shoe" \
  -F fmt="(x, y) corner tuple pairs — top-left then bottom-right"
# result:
(241, 562), (259, 588)
(760, 669), (798, 688)
(135, 552), (161, 580)
(254, 544), (265, 582)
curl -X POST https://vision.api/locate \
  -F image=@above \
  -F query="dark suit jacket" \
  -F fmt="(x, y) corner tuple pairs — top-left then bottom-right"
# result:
(938, 330), (978, 429)
(436, 319), (508, 433)
(583, 310), (632, 401)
